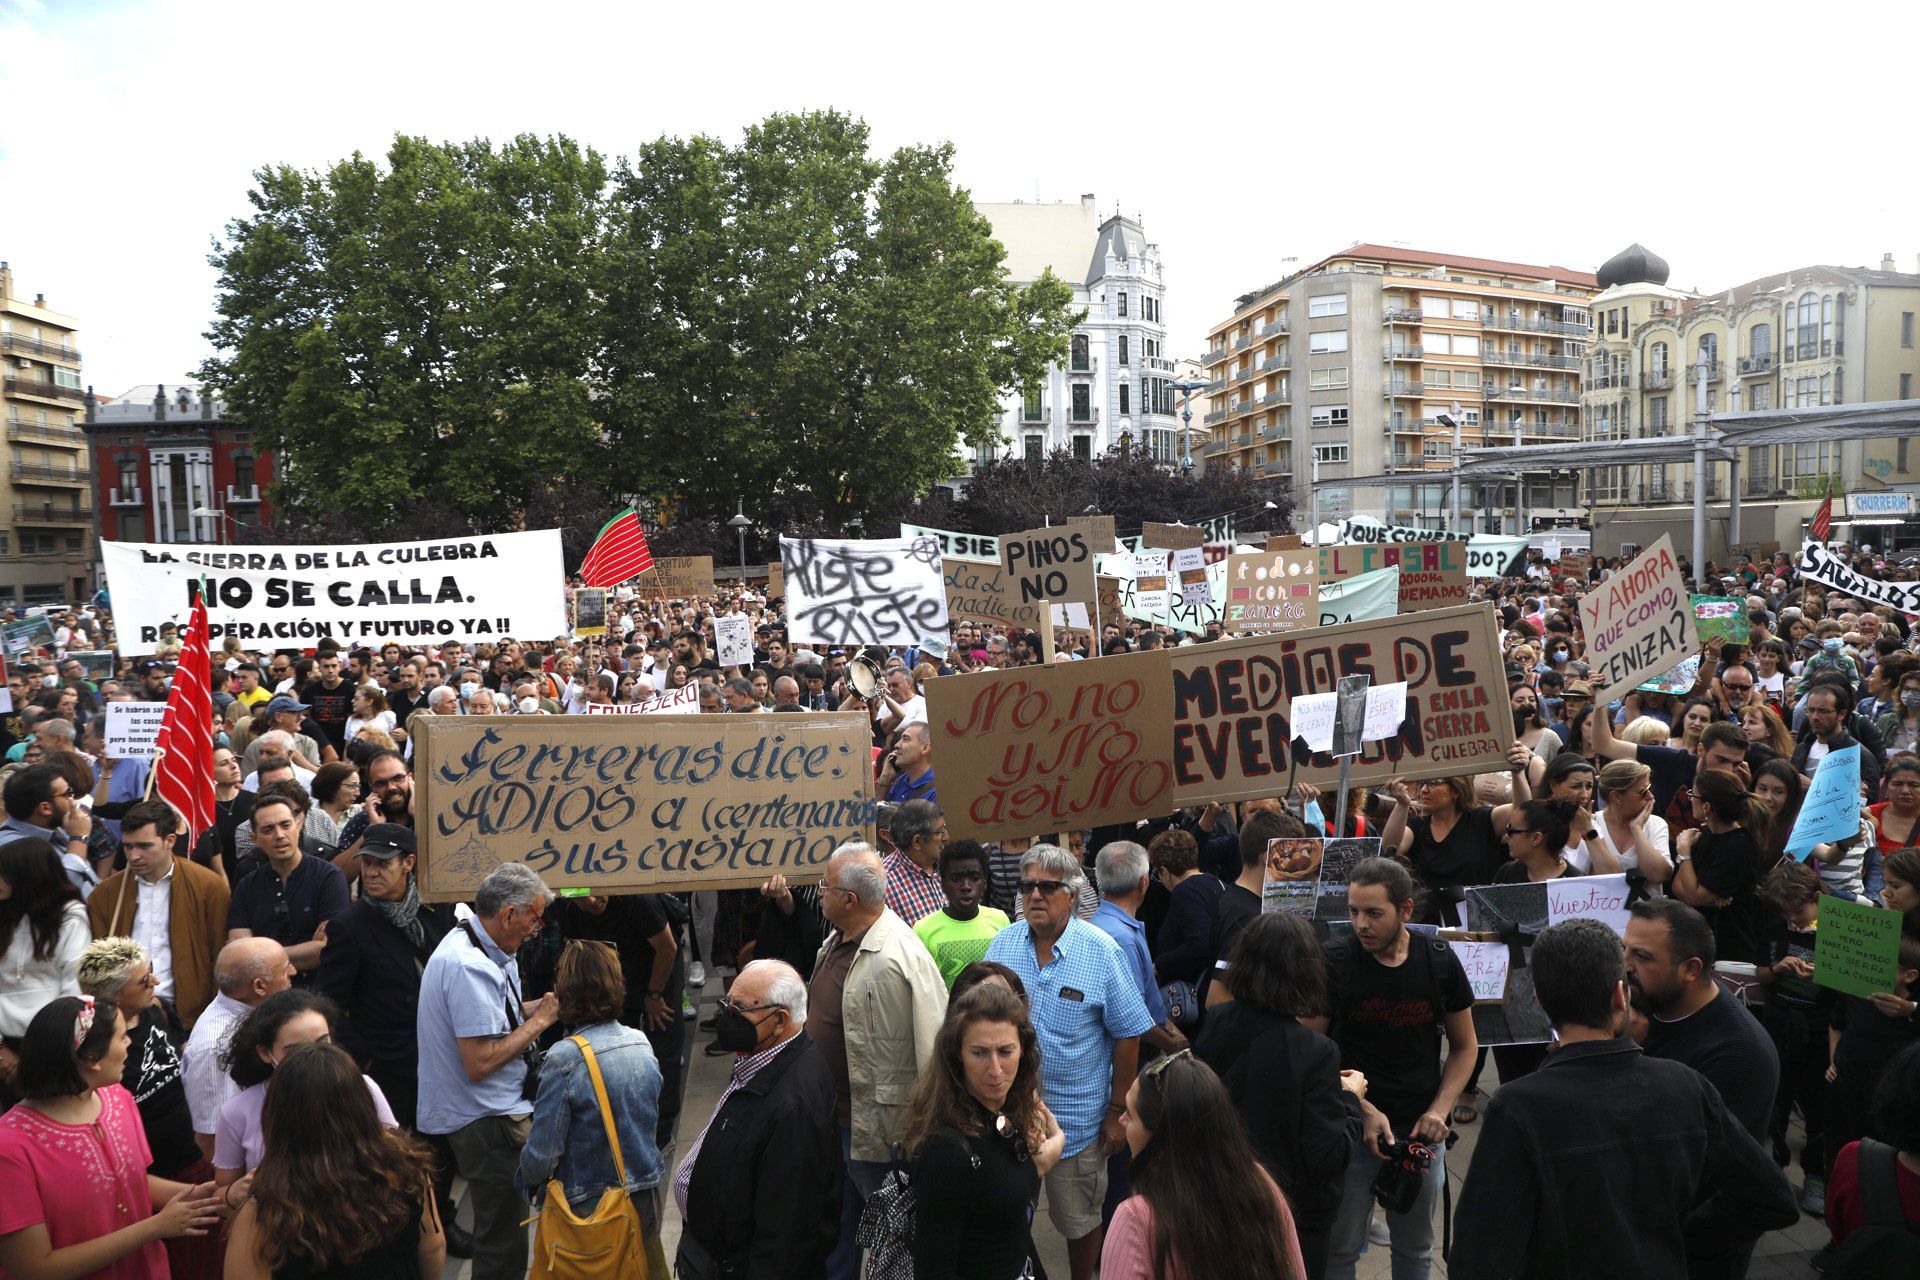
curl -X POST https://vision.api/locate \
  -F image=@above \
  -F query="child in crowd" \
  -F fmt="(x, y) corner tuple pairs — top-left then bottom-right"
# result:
(912, 840), (1010, 988)
(1756, 861), (1835, 1193)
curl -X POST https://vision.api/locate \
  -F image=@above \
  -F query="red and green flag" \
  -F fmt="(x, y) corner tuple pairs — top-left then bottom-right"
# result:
(579, 507), (653, 587)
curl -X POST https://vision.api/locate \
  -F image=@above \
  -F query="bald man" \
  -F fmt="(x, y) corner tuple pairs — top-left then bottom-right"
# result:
(181, 937), (294, 1159)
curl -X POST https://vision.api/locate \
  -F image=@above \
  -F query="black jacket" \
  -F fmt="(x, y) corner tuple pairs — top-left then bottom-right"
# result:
(683, 1032), (840, 1279)
(1791, 728), (1882, 797)
(313, 895), (455, 1075)
(1451, 1038), (1796, 1279)
(1194, 1002), (1358, 1228)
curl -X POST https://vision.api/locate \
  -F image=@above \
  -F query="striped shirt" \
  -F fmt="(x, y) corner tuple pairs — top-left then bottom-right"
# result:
(883, 851), (946, 927)
(672, 1033), (800, 1216)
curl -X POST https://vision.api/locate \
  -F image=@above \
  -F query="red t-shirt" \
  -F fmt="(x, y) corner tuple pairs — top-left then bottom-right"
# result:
(1826, 1139), (1920, 1244)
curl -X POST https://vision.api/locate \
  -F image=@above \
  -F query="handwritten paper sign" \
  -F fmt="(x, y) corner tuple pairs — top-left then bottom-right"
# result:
(1320, 542), (1469, 613)
(1169, 604), (1512, 807)
(579, 684), (701, 715)
(1001, 526), (1098, 605)
(1173, 547), (1209, 609)
(1134, 553), (1170, 616)
(651, 556), (717, 598)
(1796, 542), (1920, 617)
(1545, 873), (1631, 936)
(573, 588), (608, 637)
(1315, 837), (1380, 922)
(944, 560), (1044, 630)
(900, 522), (1000, 565)
(925, 648), (1175, 841)
(1223, 548), (1319, 633)
(413, 710), (875, 897)
(104, 702), (167, 759)
(1577, 534), (1697, 708)
(1317, 567), (1399, 626)
(781, 536), (949, 647)
(1291, 692), (1337, 753)
(1813, 894), (1904, 999)
(1690, 595), (1750, 645)
(1262, 838), (1321, 917)
(1450, 941), (1512, 1003)
(715, 614), (754, 668)
(766, 562), (785, 599)
(1787, 744), (1862, 858)
(1363, 682), (1410, 743)
(1142, 522), (1206, 551)
(1101, 550), (1224, 636)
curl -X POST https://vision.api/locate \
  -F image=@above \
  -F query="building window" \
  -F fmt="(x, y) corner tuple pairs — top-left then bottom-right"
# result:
(1903, 373), (1913, 400)
(1453, 334), (1479, 356)
(1649, 398), (1668, 435)
(1422, 296), (1451, 319)
(1749, 382), (1772, 411)
(1117, 292), (1128, 318)
(1070, 334), (1090, 371)
(1309, 405), (1350, 428)
(1117, 335), (1129, 367)
(233, 450), (257, 495)
(1455, 370), (1480, 389)
(1023, 385), (1043, 421)
(1308, 330), (1348, 354)
(1650, 341), (1669, 376)
(1308, 295), (1347, 318)
(1309, 367), (1349, 390)
(1312, 443), (1349, 464)
(1697, 333), (1719, 368)
(52, 366), (83, 391)
(1071, 384), (1092, 422)
(1452, 299), (1478, 320)
(1749, 323), (1772, 357)
(1071, 435), (1093, 461)
(1426, 369), (1451, 388)
(1119, 384), (1131, 416)
(1023, 434), (1044, 462)
(1903, 312), (1915, 348)
(1797, 292), (1819, 351)
(1606, 309), (1619, 335)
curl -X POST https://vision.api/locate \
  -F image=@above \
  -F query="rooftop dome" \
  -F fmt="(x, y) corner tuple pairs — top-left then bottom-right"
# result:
(1596, 243), (1671, 289)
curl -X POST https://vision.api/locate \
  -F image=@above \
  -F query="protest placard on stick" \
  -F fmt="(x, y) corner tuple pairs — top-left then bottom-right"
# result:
(1141, 522), (1206, 551)
(1813, 895), (1903, 999)
(1222, 548), (1318, 633)
(104, 702), (167, 760)
(781, 536), (949, 646)
(1001, 526), (1098, 606)
(1576, 534), (1697, 707)
(651, 556), (717, 598)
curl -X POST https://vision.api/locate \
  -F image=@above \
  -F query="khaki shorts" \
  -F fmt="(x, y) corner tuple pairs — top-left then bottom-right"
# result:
(1043, 1139), (1110, 1240)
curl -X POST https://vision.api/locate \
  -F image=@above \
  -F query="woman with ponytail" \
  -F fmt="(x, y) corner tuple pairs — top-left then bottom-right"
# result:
(1672, 768), (1776, 964)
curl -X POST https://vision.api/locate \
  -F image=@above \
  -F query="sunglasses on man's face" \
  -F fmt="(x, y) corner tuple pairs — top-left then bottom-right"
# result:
(1018, 879), (1068, 898)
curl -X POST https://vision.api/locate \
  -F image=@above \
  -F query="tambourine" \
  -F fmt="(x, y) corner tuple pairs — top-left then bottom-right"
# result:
(846, 655), (884, 701)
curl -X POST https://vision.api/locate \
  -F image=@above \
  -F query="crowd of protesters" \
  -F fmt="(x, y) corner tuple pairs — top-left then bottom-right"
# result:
(0, 536), (1917, 1280)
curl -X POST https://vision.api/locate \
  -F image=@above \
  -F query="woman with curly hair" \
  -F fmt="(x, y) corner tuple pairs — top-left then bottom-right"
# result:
(224, 1041), (442, 1280)
(906, 982), (1064, 1280)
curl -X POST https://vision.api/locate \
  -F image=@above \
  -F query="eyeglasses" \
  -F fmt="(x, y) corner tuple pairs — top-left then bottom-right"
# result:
(1504, 825), (1535, 837)
(370, 774), (410, 791)
(1722, 682), (1753, 692)
(718, 998), (778, 1017)
(1017, 879), (1069, 897)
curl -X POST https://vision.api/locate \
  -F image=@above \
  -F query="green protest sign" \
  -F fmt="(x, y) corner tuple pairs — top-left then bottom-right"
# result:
(1690, 595), (1750, 645)
(1813, 895), (1903, 999)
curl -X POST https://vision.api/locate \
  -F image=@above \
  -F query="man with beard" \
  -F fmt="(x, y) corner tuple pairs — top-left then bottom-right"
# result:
(1304, 857), (1477, 1280)
(1625, 898), (1780, 1142)
(333, 749), (413, 882)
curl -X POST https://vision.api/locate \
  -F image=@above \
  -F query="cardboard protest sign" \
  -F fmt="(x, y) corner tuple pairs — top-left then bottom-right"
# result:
(900, 522), (1000, 564)
(1320, 542), (1468, 613)
(1099, 574), (1126, 624)
(1141, 522), (1206, 551)
(1133, 553), (1170, 616)
(650, 556), (717, 597)
(1787, 744), (1862, 858)
(1317, 567), (1399, 627)
(573, 588), (608, 637)
(1730, 540), (1781, 563)
(1450, 941), (1512, 1003)
(1577, 534), (1697, 708)
(1458, 873), (1635, 1043)
(1690, 595), (1750, 645)
(925, 648), (1175, 841)
(944, 560), (1044, 630)
(1262, 838), (1321, 917)
(1315, 837), (1380, 922)
(579, 685), (700, 715)
(1169, 603), (1511, 807)
(1813, 894), (1904, 999)
(1559, 554), (1590, 580)
(1223, 548), (1318, 633)
(1066, 513), (1119, 553)
(104, 702), (166, 760)
(1001, 526), (1098, 606)
(715, 614), (754, 668)
(101, 531), (566, 656)
(781, 536), (949, 647)
(413, 710), (874, 898)
(766, 562), (785, 599)
(1172, 548), (1208, 609)
(1796, 542), (1920, 616)
(1266, 534), (1304, 551)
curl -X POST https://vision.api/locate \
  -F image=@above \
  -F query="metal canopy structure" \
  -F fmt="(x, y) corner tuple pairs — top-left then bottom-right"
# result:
(1712, 398), (1920, 448)
(1452, 435), (1734, 477)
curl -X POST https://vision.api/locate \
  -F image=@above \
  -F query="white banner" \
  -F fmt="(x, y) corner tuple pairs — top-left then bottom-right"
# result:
(780, 536), (950, 647)
(715, 614), (754, 667)
(580, 684), (701, 715)
(104, 701), (166, 759)
(1334, 517), (1527, 579)
(101, 531), (567, 656)
(899, 522), (999, 564)
(1796, 542), (1920, 616)
(1317, 566), (1400, 626)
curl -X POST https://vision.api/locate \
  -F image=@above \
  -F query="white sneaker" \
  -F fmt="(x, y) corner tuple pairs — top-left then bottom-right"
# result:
(688, 962), (706, 989)
(1368, 1215), (1392, 1247)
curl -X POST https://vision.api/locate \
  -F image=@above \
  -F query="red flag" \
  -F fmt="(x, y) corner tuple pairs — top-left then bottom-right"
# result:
(579, 507), (653, 587)
(152, 592), (216, 840)
(1809, 494), (1833, 543)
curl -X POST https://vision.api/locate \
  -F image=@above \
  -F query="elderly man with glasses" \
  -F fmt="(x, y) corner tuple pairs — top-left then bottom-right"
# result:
(986, 842), (1155, 1280)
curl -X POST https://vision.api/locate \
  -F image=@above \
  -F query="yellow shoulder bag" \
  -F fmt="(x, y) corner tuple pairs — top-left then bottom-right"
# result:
(527, 1035), (648, 1280)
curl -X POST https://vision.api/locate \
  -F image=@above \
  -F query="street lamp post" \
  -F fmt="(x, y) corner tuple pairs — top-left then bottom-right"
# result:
(190, 505), (233, 545)
(1168, 379), (1209, 473)
(727, 498), (751, 579)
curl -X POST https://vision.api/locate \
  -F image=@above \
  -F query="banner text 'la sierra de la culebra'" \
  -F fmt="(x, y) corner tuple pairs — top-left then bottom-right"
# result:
(414, 711), (876, 898)
(102, 531), (566, 655)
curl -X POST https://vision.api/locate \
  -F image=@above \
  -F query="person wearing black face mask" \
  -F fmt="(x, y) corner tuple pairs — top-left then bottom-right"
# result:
(673, 959), (840, 1279)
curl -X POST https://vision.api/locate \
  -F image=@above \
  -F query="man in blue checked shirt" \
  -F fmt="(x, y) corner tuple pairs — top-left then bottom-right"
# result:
(987, 843), (1154, 1280)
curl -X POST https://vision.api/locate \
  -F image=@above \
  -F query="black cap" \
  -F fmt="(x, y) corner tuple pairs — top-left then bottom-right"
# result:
(359, 824), (417, 861)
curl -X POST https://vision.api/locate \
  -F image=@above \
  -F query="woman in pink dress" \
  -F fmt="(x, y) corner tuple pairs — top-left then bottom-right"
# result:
(0, 995), (223, 1280)
(1102, 1050), (1308, 1280)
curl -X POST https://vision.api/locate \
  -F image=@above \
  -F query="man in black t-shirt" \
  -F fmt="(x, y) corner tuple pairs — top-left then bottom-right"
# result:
(1304, 857), (1476, 1280)
(1202, 809), (1294, 1005)
(298, 651), (355, 754)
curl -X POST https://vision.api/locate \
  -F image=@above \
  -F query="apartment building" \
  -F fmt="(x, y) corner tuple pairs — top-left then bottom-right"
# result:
(0, 262), (94, 606)
(972, 196), (1186, 477)
(1582, 245), (1920, 556)
(1200, 245), (1597, 532)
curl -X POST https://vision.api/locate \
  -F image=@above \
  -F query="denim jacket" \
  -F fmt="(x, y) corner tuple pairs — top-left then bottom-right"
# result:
(515, 1020), (664, 1208)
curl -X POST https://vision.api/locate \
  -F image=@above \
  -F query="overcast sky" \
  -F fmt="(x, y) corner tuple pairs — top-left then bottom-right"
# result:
(4, 0), (1917, 397)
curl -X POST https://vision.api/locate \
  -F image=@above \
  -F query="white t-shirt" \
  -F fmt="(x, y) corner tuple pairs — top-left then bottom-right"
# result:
(881, 693), (928, 728)
(1591, 812), (1672, 882)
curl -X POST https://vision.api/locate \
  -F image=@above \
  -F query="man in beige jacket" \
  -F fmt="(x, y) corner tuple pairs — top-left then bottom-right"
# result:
(808, 841), (946, 1280)
(89, 799), (230, 1029)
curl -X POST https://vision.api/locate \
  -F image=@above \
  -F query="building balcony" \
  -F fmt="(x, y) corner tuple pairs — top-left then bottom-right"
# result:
(1203, 345), (1230, 366)
(5, 420), (86, 445)
(1235, 364), (1260, 383)
(0, 333), (81, 364)
(227, 485), (262, 505)
(1260, 354), (1287, 371)
(1230, 398), (1258, 418)
(1484, 350), (1582, 370)
(10, 462), (86, 486)
(14, 502), (90, 523)
(1232, 333), (1254, 351)
(1384, 308), (1422, 324)
(109, 486), (145, 507)
(1481, 314), (1591, 337)
(1203, 378), (1226, 394)
(1069, 357), (1097, 374)
(1256, 390), (1290, 407)
(1021, 405), (1047, 423)
(1068, 407), (1100, 425)
(3, 375), (84, 403)
(1145, 357), (1177, 373)
(1784, 340), (1843, 362)
(1203, 409), (1228, 426)
(1587, 374), (1628, 390)
(1384, 346), (1420, 361)
(1258, 319), (1289, 337)
(1641, 370), (1675, 390)
(1739, 354), (1775, 375)
(1385, 382), (1424, 397)
(1260, 423), (1289, 440)
(1202, 440), (1226, 456)
(1686, 361), (1723, 382)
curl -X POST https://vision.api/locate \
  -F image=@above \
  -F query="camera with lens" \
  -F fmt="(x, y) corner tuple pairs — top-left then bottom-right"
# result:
(1371, 1138), (1438, 1215)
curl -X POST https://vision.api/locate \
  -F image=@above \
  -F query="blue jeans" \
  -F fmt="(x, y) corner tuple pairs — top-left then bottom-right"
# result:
(1325, 1138), (1446, 1280)
(825, 1126), (891, 1280)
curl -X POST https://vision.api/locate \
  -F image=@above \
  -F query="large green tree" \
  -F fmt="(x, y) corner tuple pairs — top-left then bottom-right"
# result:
(596, 111), (1078, 529)
(200, 134), (609, 530)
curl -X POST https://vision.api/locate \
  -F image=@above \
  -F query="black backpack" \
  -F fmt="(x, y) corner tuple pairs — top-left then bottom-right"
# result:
(1825, 1139), (1920, 1279)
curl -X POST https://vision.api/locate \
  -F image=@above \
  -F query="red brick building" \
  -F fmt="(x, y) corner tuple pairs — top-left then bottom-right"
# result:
(84, 384), (273, 544)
